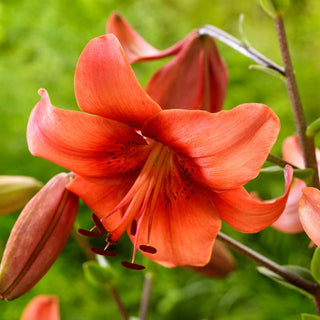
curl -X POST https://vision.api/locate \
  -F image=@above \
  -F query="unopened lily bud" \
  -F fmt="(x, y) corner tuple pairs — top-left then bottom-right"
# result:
(187, 240), (236, 278)
(0, 176), (43, 215)
(0, 172), (78, 300)
(20, 295), (60, 320)
(260, 0), (290, 18)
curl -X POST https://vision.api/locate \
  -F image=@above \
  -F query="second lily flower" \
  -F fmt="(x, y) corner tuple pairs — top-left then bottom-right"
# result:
(107, 12), (228, 113)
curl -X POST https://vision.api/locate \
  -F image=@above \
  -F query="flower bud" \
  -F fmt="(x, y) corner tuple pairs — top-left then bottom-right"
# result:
(260, 0), (290, 18)
(0, 176), (42, 215)
(187, 240), (236, 278)
(0, 173), (78, 300)
(20, 295), (60, 320)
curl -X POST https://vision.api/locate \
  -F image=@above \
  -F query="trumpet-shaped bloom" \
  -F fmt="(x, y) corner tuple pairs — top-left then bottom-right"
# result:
(299, 187), (320, 247)
(27, 34), (292, 268)
(107, 12), (228, 112)
(272, 135), (320, 233)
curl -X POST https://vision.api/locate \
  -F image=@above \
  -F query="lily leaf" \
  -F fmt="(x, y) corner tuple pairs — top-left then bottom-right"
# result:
(260, 166), (313, 183)
(249, 64), (285, 81)
(301, 314), (320, 320)
(257, 265), (315, 298)
(260, 0), (290, 18)
(306, 118), (320, 137)
(311, 247), (320, 282)
(83, 260), (118, 288)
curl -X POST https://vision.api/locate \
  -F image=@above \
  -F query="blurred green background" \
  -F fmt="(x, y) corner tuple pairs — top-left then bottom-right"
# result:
(1, 0), (320, 319)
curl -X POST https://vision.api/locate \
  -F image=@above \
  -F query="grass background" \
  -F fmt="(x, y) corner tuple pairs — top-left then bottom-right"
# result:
(0, 0), (320, 319)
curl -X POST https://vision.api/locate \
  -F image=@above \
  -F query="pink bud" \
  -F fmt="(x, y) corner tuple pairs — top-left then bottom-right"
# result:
(20, 295), (60, 320)
(0, 173), (78, 300)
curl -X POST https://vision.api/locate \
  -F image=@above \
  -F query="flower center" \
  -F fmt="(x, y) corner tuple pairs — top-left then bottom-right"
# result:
(79, 141), (172, 270)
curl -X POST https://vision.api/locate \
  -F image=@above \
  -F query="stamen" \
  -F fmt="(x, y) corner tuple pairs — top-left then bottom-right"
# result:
(121, 261), (145, 270)
(91, 247), (118, 257)
(106, 233), (118, 245)
(92, 213), (106, 234)
(139, 245), (157, 254)
(78, 228), (102, 238)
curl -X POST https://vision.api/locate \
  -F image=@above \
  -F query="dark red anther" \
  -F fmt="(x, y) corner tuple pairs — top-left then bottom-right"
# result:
(106, 233), (118, 245)
(130, 219), (137, 236)
(78, 228), (102, 238)
(92, 213), (107, 234)
(139, 245), (157, 254)
(121, 261), (145, 270)
(91, 247), (118, 257)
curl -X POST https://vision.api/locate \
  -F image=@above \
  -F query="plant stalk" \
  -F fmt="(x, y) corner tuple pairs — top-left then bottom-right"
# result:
(139, 272), (153, 320)
(72, 224), (129, 320)
(274, 16), (320, 188)
(216, 232), (319, 296)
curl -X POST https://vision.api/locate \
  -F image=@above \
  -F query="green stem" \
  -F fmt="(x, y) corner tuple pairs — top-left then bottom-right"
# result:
(267, 153), (298, 169)
(72, 224), (129, 320)
(199, 25), (285, 75)
(216, 232), (319, 296)
(139, 272), (153, 320)
(274, 16), (320, 188)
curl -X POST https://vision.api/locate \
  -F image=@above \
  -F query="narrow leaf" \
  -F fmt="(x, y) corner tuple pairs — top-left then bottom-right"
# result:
(249, 64), (285, 81)
(257, 265), (314, 298)
(301, 314), (320, 320)
(306, 118), (320, 137)
(311, 247), (320, 282)
(260, 166), (313, 183)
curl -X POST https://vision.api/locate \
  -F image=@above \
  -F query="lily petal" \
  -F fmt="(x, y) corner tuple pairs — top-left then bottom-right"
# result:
(142, 104), (280, 190)
(299, 187), (320, 247)
(74, 34), (161, 128)
(67, 176), (123, 231)
(129, 170), (221, 267)
(282, 135), (305, 168)
(272, 178), (305, 233)
(145, 32), (228, 113)
(214, 166), (293, 232)
(27, 89), (150, 183)
(107, 12), (182, 63)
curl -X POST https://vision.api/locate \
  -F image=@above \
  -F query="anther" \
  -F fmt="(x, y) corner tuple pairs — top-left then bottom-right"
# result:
(121, 261), (145, 270)
(78, 228), (102, 238)
(92, 213), (107, 234)
(130, 219), (137, 236)
(139, 245), (157, 254)
(106, 233), (118, 245)
(91, 247), (118, 257)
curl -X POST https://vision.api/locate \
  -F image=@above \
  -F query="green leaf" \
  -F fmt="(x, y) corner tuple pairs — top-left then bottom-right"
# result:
(83, 260), (118, 288)
(260, 166), (313, 183)
(260, 0), (290, 18)
(249, 64), (285, 81)
(301, 314), (320, 320)
(306, 118), (320, 137)
(311, 247), (320, 282)
(238, 14), (251, 47)
(257, 265), (315, 298)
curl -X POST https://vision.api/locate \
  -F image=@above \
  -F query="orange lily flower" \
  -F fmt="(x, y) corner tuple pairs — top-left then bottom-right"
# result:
(27, 34), (292, 269)
(272, 135), (320, 233)
(20, 295), (60, 320)
(107, 12), (228, 112)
